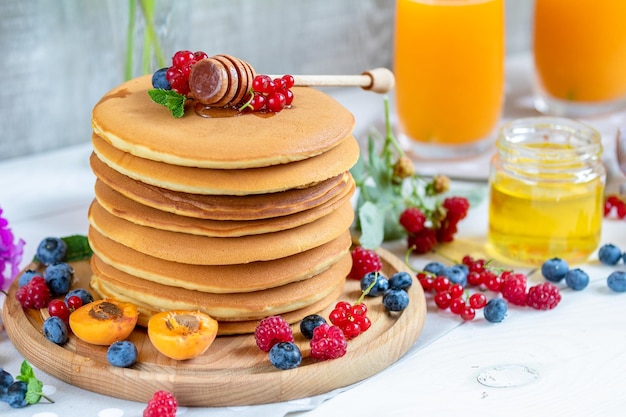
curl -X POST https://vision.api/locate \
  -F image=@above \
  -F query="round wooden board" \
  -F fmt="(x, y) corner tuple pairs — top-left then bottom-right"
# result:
(2, 247), (426, 407)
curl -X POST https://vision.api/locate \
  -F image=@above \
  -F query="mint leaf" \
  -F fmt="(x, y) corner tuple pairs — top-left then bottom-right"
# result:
(25, 378), (43, 404)
(148, 89), (186, 118)
(16, 360), (54, 404)
(62, 234), (93, 262)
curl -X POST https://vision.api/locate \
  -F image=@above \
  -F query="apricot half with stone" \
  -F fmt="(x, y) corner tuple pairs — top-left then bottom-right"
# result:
(147, 310), (219, 360)
(69, 299), (138, 345)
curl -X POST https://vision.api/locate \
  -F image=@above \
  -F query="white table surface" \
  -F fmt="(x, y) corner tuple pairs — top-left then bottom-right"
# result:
(2, 53), (626, 417)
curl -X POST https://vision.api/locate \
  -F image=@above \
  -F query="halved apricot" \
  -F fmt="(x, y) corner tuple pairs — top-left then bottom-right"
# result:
(147, 310), (218, 360)
(69, 299), (138, 345)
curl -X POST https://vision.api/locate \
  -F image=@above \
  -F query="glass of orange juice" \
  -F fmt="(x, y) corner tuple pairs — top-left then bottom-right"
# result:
(533, 0), (626, 117)
(393, 0), (505, 159)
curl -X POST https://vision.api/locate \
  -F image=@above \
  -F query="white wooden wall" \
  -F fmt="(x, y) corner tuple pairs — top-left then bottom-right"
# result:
(0, 0), (534, 160)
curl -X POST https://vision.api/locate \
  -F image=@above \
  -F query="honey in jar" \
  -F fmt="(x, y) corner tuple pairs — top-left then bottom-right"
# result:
(488, 117), (605, 265)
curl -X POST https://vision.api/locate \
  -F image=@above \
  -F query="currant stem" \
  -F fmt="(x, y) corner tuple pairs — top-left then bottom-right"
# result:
(357, 274), (378, 305)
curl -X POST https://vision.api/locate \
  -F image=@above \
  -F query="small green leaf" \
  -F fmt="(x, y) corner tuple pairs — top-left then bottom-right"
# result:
(62, 234), (93, 262)
(357, 202), (385, 249)
(25, 378), (43, 404)
(148, 89), (186, 118)
(18, 360), (34, 381)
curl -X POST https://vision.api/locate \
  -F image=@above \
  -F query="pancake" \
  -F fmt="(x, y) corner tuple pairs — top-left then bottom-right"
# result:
(88, 227), (351, 293)
(92, 133), (360, 195)
(90, 153), (353, 220)
(91, 275), (344, 335)
(89, 252), (350, 321)
(91, 77), (355, 169)
(88, 198), (354, 265)
(94, 177), (355, 237)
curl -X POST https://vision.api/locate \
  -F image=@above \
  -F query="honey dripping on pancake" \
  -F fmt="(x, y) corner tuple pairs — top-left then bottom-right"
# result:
(193, 102), (279, 119)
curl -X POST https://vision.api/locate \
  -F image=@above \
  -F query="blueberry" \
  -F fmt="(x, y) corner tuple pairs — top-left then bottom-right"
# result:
(483, 298), (507, 323)
(388, 271), (412, 290)
(443, 265), (468, 286)
(598, 244), (622, 265)
(151, 67), (171, 90)
(18, 269), (41, 287)
(64, 288), (94, 306)
(107, 341), (138, 368)
(360, 271), (389, 296)
(269, 342), (302, 370)
(423, 261), (446, 276)
(44, 262), (74, 296)
(383, 288), (409, 312)
(43, 316), (68, 345)
(6, 380), (28, 408)
(36, 237), (67, 265)
(0, 369), (13, 402)
(607, 271), (626, 292)
(541, 257), (569, 282)
(300, 314), (327, 339)
(564, 268), (589, 291)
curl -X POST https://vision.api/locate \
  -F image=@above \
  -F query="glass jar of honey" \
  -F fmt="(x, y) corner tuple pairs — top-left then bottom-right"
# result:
(488, 117), (605, 265)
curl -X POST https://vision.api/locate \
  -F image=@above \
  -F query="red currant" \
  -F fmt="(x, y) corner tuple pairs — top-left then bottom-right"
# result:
(66, 295), (83, 311)
(434, 291), (452, 309)
(449, 283), (464, 299)
(282, 74), (295, 89)
(284, 89), (294, 106)
(449, 298), (466, 314)
(460, 306), (476, 321)
(469, 293), (487, 309)
(172, 50), (195, 68)
(193, 51), (208, 61)
(47, 299), (70, 323)
(249, 93), (266, 111)
(432, 276), (451, 293)
(417, 273), (433, 292)
(266, 92), (286, 112)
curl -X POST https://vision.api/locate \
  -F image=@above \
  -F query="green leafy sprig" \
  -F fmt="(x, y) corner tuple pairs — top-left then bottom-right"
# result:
(350, 98), (450, 250)
(15, 360), (54, 405)
(148, 89), (187, 118)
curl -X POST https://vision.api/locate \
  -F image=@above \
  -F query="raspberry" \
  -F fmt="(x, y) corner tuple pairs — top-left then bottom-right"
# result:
(143, 390), (177, 417)
(348, 246), (382, 280)
(15, 276), (50, 309)
(526, 282), (561, 310)
(407, 227), (437, 254)
(310, 324), (347, 360)
(442, 196), (470, 223)
(254, 315), (294, 352)
(500, 272), (528, 306)
(399, 207), (426, 234)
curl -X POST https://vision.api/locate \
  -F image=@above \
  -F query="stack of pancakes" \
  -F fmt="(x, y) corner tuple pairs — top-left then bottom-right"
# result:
(87, 75), (359, 334)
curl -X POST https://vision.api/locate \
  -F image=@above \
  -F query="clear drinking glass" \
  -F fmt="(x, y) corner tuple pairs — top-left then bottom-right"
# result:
(533, 0), (626, 117)
(393, 0), (505, 159)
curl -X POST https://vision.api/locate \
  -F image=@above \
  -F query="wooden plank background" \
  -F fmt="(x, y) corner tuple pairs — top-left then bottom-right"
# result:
(0, 0), (533, 160)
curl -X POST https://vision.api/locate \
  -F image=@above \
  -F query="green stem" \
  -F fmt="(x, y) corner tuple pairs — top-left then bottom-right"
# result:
(138, 0), (166, 73)
(125, 0), (136, 80)
(383, 97), (405, 157)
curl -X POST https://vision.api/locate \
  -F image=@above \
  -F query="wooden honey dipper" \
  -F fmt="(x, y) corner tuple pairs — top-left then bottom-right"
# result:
(188, 54), (395, 107)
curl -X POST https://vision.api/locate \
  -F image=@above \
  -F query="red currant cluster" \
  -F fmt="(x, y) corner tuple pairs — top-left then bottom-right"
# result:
(241, 74), (295, 113)
(418, 274), (486, 321)
(418, 255), (562, 322)
(165, 50), (208, 95)
(328, 301), (371, 340)
(400, 196), (470, 254)
(604, 194), (626, 219)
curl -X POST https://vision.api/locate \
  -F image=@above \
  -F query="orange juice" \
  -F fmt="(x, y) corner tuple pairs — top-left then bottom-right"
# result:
(393, 0), (504, 151)
(534, 0), (626, 103)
